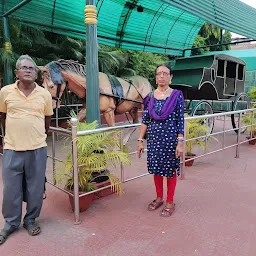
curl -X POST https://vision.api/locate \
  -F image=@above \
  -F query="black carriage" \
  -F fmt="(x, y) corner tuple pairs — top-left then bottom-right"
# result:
(171, 53), (251, 133)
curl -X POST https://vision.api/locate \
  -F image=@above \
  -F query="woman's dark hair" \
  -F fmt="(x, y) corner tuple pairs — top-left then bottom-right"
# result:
(155, 64), (172, 75)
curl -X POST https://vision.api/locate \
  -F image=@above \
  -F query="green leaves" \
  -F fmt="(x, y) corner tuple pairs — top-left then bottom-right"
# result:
(192, 22), (232, 55)
(98, 48), (127, 74)
(242, 110), (256, 136)
(248, 87), (256, 102)
(185, 114), (217, 155)
(125, 50), (168, 85)
(58, 111), (130, 195)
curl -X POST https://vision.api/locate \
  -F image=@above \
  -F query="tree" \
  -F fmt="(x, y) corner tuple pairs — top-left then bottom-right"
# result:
(191, 23), (232, 56)
(124, 50), (168, 85)
(97, 46), (168, 86)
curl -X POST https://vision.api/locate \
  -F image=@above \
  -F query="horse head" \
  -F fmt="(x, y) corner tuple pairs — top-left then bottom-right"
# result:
(38, 62), (66, 108)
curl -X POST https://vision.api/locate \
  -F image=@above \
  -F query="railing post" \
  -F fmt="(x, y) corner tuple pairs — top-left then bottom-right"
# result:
(120, 130), (125, 183)
(55, 108), (59, 140)
(250, 110), (254, 139)
(235, 112), (242, 158)
(71, 118), (81, 224)
(222, 115), (226, 149)
(52, 131), (56, 185)
(181, 118), (187, 179)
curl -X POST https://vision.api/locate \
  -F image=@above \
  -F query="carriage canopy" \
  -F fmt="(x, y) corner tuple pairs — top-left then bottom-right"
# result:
(204, 49), (256, 71)
(172, 54), (246, 101)
(172, 54), (246, 88)
(204, 49), (256, 92)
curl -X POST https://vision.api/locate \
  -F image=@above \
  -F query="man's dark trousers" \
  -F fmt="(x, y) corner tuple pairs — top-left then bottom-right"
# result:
(2, 147), (47, 230)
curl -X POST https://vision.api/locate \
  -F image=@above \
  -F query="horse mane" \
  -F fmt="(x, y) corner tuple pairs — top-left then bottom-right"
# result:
(55, 59), (86, 77)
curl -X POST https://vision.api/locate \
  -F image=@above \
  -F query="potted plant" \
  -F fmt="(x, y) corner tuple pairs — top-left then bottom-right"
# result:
(57, 115), (130, 212)
(185, 115), (215, 166)
(242, 107), (256, 145)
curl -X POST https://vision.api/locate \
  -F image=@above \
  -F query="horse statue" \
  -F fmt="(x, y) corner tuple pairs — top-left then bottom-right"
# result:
(38, 59), (153, 127)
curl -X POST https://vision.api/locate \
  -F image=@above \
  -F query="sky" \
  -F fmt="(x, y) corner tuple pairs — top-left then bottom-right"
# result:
(240, 0), (256, 9)
(232, 0), (256, 38)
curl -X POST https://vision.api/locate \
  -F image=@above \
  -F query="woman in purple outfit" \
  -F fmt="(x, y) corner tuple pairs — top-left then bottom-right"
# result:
(137, 64), (184, 217)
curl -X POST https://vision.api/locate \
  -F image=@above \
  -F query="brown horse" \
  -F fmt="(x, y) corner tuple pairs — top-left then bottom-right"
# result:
(39, 59), (153, 126)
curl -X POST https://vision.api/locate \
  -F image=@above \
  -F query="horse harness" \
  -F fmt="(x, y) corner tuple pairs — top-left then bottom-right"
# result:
(105, 75), (144, 113)
(52, 83), (62, 104)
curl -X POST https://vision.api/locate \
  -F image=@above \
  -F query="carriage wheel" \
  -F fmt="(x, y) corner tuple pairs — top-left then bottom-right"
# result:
(191, 100), (214, 137)
(231, 93), (251, 134)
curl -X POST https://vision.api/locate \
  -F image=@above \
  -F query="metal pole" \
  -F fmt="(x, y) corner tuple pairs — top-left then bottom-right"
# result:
(2, 0), (32, 17)
(120, 131), (124, 183)
(85, 1), (100, 125)
(181, 119), (187, 179)
(2, 1), (13, 85)
(183, 39), (256, 52)
(52, 131), (56, 185)
(222, 115), (226, 149)
(71, 118), (81, 224)
(250, 111), (254, 139)
(235, 113), (242, 158)
(204, 135), (207, 154)
(55, 108), (59, 140)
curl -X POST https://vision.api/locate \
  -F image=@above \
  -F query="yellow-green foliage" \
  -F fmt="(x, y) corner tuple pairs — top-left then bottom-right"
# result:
(242, 110), (256, 136)
(248, 87), (256, 102)
(58, 113), (130, 195)
(185, 114), (215, 156)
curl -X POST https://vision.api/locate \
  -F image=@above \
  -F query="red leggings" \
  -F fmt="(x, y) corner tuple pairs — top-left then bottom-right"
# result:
(154, 174), (177, 203)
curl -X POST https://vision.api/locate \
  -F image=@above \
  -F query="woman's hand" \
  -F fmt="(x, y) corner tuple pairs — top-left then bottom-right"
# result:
(175, 142), (184, 158)
(137, 141), (144, 158)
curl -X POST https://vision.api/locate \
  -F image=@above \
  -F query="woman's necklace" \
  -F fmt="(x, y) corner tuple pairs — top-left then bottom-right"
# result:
(156, 87), (170, 97)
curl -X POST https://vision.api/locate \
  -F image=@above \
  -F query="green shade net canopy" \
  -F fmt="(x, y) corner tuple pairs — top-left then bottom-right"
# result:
(1, 0), (256, 56)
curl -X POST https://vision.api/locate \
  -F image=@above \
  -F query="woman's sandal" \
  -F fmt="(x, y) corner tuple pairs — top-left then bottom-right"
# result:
(148, 199), (164, 211)
(23, 223), (41, 236)
(160, 203), (176, 217)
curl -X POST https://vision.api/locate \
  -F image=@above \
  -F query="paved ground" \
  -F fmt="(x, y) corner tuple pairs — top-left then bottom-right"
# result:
(1, 119), (256, 256)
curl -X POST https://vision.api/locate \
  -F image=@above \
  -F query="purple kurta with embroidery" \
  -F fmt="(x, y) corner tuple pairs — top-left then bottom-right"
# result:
(142, 93), (184, 178)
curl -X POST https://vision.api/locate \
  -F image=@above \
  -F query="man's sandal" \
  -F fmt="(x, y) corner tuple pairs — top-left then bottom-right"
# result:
(0, 227), (18, 245)
(23, 223), (41, 236)
(148, 199), (164, 211)
(160, 203), (176, 217)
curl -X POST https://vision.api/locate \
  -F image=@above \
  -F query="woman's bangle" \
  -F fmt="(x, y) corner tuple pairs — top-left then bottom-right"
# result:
(137, 139), (144, 142)
(177, 139), (184, 142)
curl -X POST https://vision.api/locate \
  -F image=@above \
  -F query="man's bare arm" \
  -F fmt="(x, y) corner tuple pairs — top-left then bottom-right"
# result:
(45, 116), (51, 134)
(1, 113), (6, 135)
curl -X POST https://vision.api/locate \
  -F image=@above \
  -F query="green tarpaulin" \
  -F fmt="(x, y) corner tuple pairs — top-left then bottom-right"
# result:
(1, 0), (256, 56)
